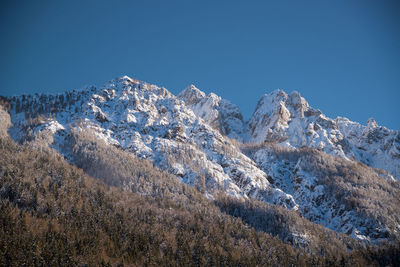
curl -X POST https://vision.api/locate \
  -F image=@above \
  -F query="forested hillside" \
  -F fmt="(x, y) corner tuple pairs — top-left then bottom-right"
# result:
(1, 105), (400, 266)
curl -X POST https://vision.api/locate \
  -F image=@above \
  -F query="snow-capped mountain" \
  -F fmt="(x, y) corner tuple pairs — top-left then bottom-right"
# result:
(247, 89), (400, 180)
(7, 76), (296, 208)
(5, 75), (400, 242)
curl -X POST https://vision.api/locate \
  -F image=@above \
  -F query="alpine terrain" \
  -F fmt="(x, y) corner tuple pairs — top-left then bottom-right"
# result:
(1, 75), (399, 266)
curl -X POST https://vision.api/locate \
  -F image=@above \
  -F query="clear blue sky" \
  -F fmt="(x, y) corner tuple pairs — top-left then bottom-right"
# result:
(1, 0), (399, 129)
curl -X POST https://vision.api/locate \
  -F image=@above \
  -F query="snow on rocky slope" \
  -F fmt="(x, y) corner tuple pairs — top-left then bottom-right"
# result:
(178, 84), (246, 140)
(4, 75), (400, 242)
(6, 76), (296, 209)
(247, 145), (400, 242)
(247, 89), (400, 180)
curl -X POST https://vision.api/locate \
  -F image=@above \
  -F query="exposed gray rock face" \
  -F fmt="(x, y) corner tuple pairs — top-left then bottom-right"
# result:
(178, 85), (246, 140)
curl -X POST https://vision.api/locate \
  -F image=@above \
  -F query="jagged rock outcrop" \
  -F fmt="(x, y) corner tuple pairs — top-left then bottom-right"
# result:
(178, 85), (246, 140)
(247, 89), (400, 180)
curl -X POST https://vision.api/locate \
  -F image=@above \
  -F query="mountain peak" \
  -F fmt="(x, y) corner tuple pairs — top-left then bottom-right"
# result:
(120, 75), (134, 81)
(367, 118), (378, 129)
(271, 88), (288, 96)
(178, 86), (245, 140)
(187, 84), (199, 90)
(263, 89), (288, 104)
(118, 75), (140, 85)
(248, 89), (317, 143)
(178, 84), (206, 105)
(257, 90), (309, 114)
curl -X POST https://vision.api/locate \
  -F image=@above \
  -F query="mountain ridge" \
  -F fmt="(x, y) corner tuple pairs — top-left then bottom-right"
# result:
(3, 75), (400, 242)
